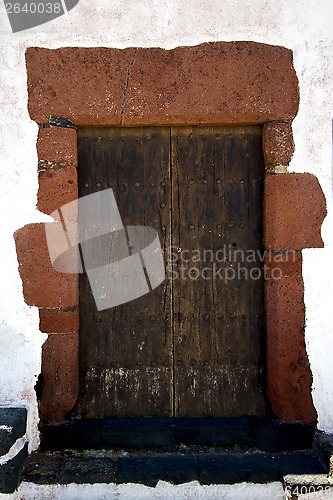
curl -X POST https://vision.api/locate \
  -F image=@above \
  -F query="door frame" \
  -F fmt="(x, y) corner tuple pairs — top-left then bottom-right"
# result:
(15, 41), (326, 425)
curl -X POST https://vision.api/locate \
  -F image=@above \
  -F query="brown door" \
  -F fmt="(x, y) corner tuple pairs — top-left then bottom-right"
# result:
(75, 125), (267, 419)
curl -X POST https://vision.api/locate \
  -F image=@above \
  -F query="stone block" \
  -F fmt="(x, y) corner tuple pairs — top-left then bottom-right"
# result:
(197, 453), (280, 485)
(37, 165), (78, 215)
(58, 457), (117, 484)
(39, 332), (79, 423)
(264, 251), (302, 278)
(22, 451), (61, 485)
(102, 418), (175, 451)
(263, 121), (294, 167)
(14, 223), (78, 308)
(275, 452), (331, 497)
(0, 444), (28, 494)
(117, 455), (197, 486)
(40, 420), (102, 451)
(39, 307), (79, 334)
(265, 276), (317, 423)
(26, 46), (136, 125)
(252, 419), (315, 452)
(174, 417), (251, 447)
(313, 433), (333, 476)
(264, 173), (326, 250)
(26, 42), (299, 126)
(0, 408), (27, 456)
(37, 127), (77, 167)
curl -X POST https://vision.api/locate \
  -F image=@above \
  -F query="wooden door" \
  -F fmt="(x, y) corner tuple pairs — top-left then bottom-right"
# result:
(75, 125), (267, 419)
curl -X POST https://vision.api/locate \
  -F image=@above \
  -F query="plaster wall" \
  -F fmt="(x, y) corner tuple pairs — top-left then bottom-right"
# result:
(10, 480), (287, 499)
(0, 0), (332, 454)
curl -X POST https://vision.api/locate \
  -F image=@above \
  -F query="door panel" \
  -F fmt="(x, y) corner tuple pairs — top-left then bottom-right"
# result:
(75, 125), (267, 419)
(75, 127), (173, 418)
(171, 126), (266, 417)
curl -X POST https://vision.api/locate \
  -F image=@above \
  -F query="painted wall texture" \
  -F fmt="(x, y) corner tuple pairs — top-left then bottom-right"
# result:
(0, 0), (332, 455)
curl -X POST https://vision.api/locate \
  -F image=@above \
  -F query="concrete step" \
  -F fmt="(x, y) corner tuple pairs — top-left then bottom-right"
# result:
(314, 432), (333, 477)
(23, 449), (332, 497)
(0, 408), (28, 494)
(0, 408), (27, 456)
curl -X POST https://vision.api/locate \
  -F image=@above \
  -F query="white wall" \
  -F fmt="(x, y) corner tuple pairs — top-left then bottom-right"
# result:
(0, 0), (332, 451)
(13, 480), (287, 499)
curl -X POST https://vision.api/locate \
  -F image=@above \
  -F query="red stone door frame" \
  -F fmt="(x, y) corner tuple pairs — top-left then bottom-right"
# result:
(15, 42), (326, 424)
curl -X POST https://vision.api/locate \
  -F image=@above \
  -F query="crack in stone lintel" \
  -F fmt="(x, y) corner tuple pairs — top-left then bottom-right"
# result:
(120, 48), (138, 125)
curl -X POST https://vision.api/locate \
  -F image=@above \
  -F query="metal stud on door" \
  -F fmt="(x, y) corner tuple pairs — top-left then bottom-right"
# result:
(74, 125), (267, 420)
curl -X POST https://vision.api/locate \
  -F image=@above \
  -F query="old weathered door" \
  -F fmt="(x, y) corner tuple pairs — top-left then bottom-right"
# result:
(75, 125), (267, 419)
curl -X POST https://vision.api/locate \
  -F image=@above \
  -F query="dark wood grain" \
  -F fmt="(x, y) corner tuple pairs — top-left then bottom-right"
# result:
(171, 126), (267, 417)
(75, 127), (172, 418)
(75, 125), (267, 419)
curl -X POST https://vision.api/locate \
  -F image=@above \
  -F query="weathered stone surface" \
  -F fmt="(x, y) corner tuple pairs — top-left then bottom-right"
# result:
(39, 307), (79, 334)
(37, 127), (77, 167)
(252, 419), (315, 452)
(26, 42), (299, 126)
(0, 408), (27, 456)
(276, 452), (331, 496)
(263, 200), (321, 424)
(264, 251), (302, 278)
(276, 451), (326, 475)
(117, 455), (198, 486)
(37, 165), (78, 215)
(14, 223), (78, 308)
(22, 451), (61, 485)
(174, 418), (251, 447)
(59, 457), (117, 484)
(40, 332), (79, 423)
(124, 43), (299, 126)
(264, 173), (326, 250)
(263, 121), (295, 167)
(26, 46), (136, 125)
(39, 417), (317, 453)
(24, 449), (332, 488)
(265, 275), (317, 423)
(313, 433), (333, 477)
(40, 420), (103, 451)
(23, 452), (117, 485)
(197, 453), (280, 484)
(0, 444), (28, 494)
(102, 418), (175, 451)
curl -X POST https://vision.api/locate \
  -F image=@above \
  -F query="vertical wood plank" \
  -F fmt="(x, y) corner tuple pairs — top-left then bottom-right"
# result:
(172, 125), (267, 417)
(75, 127), (172, 418)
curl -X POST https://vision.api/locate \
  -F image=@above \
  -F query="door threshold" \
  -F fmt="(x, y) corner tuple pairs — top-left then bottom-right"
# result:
(40, 417), (315, 453)
(23, 449), (331, 499)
